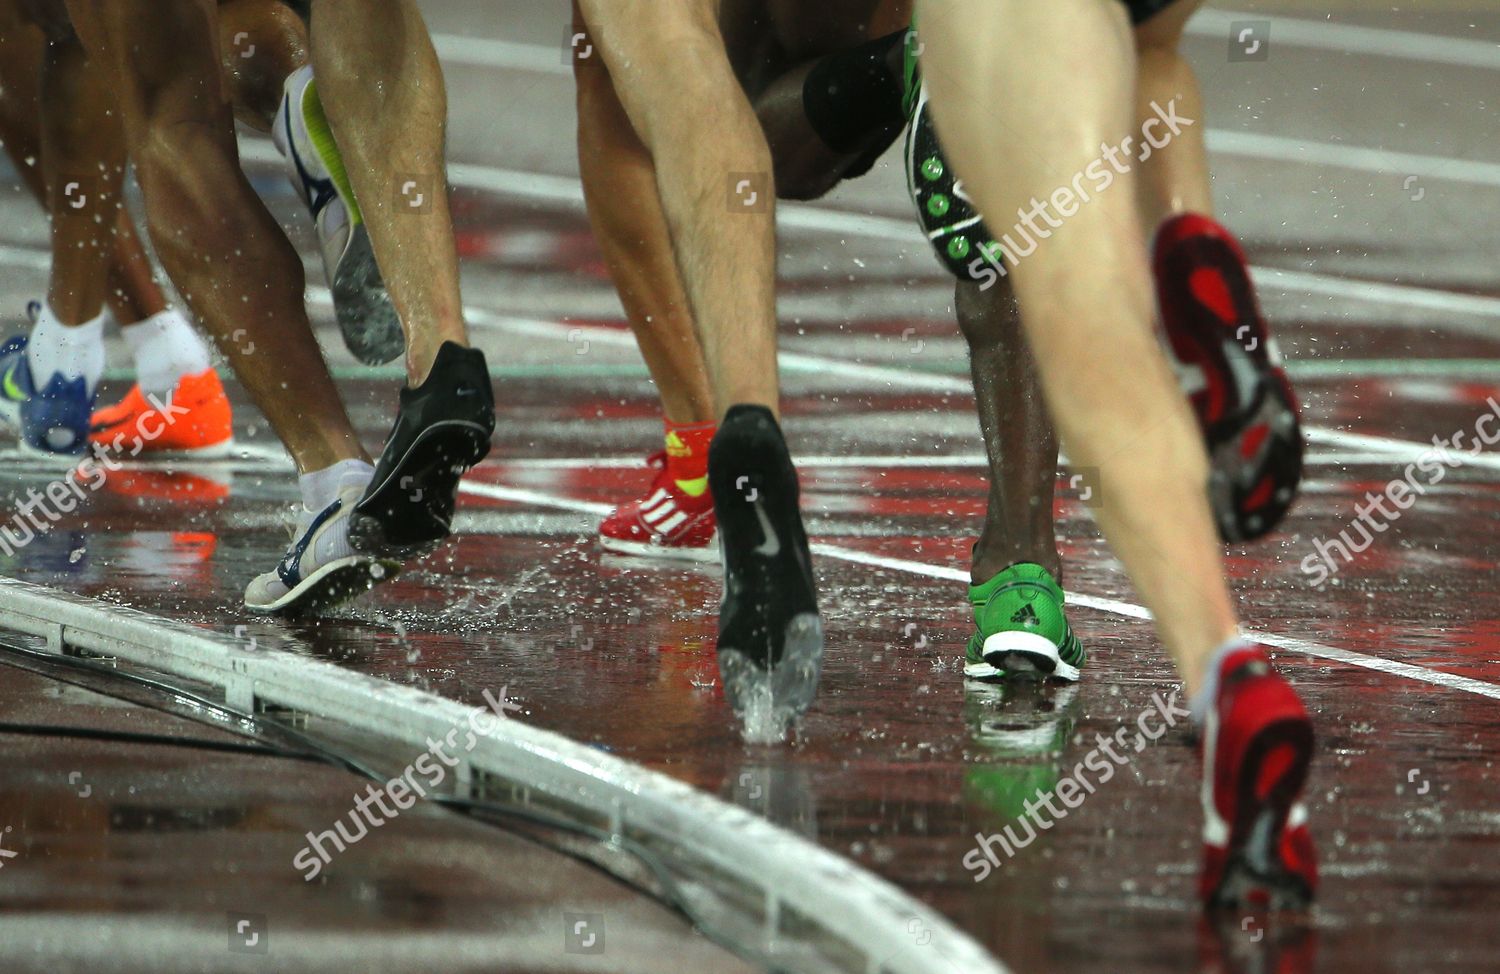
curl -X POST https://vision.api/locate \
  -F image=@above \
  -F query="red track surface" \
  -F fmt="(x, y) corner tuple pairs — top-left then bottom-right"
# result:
(2, 4), (1499, 972)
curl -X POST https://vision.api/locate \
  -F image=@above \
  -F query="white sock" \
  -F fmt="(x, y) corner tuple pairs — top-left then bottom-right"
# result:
(122, 308), (213, 399)
(1190, 636), (1257, 727)
(27, 302), (106, 395)
(299, 458), (374, 513)
(295, 459), (374, 571)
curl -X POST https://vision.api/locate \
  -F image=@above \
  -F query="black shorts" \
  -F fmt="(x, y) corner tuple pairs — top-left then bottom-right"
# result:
(1123, 0), (1177, 25)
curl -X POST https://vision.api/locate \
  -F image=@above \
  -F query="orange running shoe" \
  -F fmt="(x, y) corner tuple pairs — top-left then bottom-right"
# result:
(89, 368), (234, 457)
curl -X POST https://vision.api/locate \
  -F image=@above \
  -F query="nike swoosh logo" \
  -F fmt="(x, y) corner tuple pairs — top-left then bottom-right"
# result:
(2, 365), (25, 402)
(753, 503), (781, 557)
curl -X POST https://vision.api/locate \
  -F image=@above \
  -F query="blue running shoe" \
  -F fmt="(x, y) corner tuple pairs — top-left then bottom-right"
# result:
(0, 310), (96, 456)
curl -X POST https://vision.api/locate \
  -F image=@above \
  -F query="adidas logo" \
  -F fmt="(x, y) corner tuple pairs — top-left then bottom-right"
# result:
(1010, 603), (1039, 626)
(639, 488), (689, 537)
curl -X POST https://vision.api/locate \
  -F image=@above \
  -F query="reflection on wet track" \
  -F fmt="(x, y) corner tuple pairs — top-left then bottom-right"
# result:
(4, 2), (1500, 971)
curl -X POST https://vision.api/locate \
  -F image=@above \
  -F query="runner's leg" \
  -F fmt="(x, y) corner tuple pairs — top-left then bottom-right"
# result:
(308, 0), (467, 385)
(64, 0), (364, 473)
(918, 0), (1236, 691)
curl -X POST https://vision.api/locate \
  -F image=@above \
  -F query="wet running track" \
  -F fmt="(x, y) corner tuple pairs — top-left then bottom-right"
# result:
(2, 3), (1499, 973)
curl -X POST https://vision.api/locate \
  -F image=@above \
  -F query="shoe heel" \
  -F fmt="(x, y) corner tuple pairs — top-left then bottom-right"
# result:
(720, 612), (823, 741)
(981, 631), (1079, 682)
(1212, 718), (1315, 910)
(351, 420), (492, 558)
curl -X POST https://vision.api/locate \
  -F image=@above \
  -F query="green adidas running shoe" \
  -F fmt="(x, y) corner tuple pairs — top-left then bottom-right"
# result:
(966, 563), (1086, 682)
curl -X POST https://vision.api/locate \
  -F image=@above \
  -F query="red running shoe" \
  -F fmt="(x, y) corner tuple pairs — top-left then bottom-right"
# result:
(599, 452), (717, 561)
(1154, 214), (1303, 542)
(1200, 645), (1317, 911)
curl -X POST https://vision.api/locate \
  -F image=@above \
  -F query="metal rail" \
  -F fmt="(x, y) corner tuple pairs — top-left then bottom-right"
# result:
(0, 576), (1007, 974)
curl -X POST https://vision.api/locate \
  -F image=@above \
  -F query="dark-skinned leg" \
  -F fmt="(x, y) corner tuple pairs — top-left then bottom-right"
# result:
(956, 280), (1061, 584)
(217, 0), (308, 133)
(63, 0), (413, 614)
(745, 0), (911, 200)
(62, 0), (361, 472)
(1, 1), (226, 458)
(39, 32), (118, 321)
(0, 7), (179, 327)
(0, 4), (121, 453)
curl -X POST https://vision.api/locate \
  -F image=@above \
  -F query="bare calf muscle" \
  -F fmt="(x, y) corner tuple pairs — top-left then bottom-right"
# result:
(917, 0), (1317, 910)
(576, 0), (822, 731)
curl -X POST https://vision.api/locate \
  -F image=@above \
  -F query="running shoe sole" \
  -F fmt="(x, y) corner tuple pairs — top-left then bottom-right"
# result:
(332, 225), (404, 367)
(246, 555), (402, 617)
(1205, 717), (1316, 911)
(982, 630), (1081, 683)
(1157, 229), (1303, 543)
(1206, 380), (1301, 544)
(709, 406), (823, 737)
(349, 419), (492, 559)
(598, 533), (720, 563)
(719, 613), (824, 743)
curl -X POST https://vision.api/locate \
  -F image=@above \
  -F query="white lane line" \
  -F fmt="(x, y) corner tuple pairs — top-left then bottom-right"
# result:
(463, 480), (612, 516)
(419, 33), (1500, 187)
(438, 17), (1500, 76)
(0, 244), (49, 270)
(1258, 267), (1500, 323)
(1207, 130), (1500, 190)
(1307, 427), (1500, 473)
(470, 310), (972, 394)
(238, 139), (1500, 325)
(455, 480), (1500, 701)
(487, 452), (1435, 471)
(1186, 9), (1500, 71)
(805, 545), (1500, 701)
